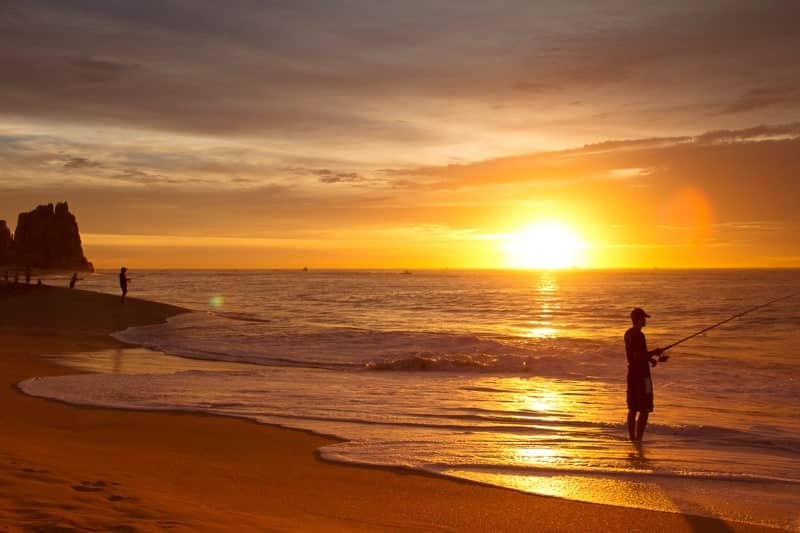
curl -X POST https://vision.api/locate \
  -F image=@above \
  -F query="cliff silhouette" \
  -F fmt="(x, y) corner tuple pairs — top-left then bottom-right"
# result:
(0, 202), (93, 271)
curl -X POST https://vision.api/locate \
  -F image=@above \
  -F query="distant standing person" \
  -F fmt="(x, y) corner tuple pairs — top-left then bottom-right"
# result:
(25, 266), (31, 285)
(69, 272), (82, 289)
(119, 267), (131, 303)
(624, 308), (668, 441)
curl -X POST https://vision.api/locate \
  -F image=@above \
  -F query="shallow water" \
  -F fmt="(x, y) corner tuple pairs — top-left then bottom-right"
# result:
(22, 269), (800, 530)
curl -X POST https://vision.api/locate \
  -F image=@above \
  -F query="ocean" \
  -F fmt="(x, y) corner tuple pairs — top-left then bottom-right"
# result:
(20, 269), (800, 530)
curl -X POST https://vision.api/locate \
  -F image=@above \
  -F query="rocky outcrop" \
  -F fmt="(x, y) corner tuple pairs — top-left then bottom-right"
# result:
(1, 202), (93, 271)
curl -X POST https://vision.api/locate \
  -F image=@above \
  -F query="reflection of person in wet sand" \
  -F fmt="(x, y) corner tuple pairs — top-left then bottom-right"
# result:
(627, 440), (653, 471)
(119, 267), (131, 303)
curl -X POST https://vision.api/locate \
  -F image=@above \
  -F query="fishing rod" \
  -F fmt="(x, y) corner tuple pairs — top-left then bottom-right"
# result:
(662, 290), (800, 352)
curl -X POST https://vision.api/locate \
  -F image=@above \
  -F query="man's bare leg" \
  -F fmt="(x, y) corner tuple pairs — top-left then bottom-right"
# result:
(635, 412), (649, 441)
(627, 410), (637, 441)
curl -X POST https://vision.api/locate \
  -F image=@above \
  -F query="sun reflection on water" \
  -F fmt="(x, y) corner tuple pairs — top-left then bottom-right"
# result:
(515, 447), (561, 464)
(536, 272), (559, 294)
(479, 378), (620, 473)
(525, 326), (557, 338)
(444, 470), (680, 513)
(527, 272), (561, 338)
(525, 388), (564, 414)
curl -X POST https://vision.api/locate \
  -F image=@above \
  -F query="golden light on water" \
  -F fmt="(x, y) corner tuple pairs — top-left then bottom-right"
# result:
(446, 470), (680, 513)
(526, 272), (560, 338)
(503, 221), (587, 269)
(446, 378), (683, 514)
(525, 326), (557, 338)
(516, 447), (560, 463)
(525, 389), (564, 414)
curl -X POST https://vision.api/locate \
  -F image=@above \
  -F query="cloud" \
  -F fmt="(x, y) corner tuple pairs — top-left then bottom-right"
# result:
(1, 118), (798, 267)
(70, 57), (139, 84)
(694, 123), (800, 144)
(719, 86), (800, 115)
(62, 155), (103, 169)
(1, 0), (799, 156)
(316, 171), (365, 184)
(281, 167), (374, 185)
(0, 132), (358, 189)
(385, 123), (800, 227)
(608, 168), (652, 179)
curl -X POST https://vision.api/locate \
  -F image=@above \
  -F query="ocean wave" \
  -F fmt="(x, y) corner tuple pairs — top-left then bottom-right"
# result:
(209, 310), (272, 323)
(264, 410), (800, 455)
(364, 353), (579, 374)
(112, 313), (617, 377)
(415, 462), (800, 486)
(646, 423), (800, 454)
(349, 409), (800, 453)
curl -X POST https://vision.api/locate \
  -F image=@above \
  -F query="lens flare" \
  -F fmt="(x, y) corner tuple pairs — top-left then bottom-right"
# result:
(209, 294), (224, 308)
(663, 187), (715, 243)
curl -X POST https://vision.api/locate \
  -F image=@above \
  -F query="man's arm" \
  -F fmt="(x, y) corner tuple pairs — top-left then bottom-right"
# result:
(630, 347), (663, 362)
(625, 330), (664, 362)
(626, 332), (664, 362)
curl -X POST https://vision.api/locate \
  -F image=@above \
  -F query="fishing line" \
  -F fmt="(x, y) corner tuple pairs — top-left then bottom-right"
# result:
(663, 290), (800, 352)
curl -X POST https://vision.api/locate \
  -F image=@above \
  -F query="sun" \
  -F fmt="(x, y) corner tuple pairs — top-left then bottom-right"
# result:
(503, 221), (586, 269)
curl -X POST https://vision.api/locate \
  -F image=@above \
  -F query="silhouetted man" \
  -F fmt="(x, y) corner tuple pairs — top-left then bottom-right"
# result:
(119, 267), (131, 303)
(625, 308), (668, 441)
(69, 272), (82, 289)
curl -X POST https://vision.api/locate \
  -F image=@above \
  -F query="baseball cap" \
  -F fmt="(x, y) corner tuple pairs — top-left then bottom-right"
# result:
(630, 307), (651, 320)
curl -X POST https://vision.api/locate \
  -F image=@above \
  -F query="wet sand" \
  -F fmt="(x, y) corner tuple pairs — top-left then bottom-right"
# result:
(0, 282), (786, 531)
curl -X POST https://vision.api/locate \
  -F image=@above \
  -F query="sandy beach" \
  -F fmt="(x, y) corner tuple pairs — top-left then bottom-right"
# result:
(0, 283), (787, 532)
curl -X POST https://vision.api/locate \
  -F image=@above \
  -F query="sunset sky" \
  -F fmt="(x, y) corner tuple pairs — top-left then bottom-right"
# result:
(1, 1), (799, 268)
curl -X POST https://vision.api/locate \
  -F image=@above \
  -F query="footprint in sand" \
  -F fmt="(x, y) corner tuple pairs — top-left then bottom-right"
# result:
(16, 466), (61, 484)
(21, 467), (50, 474)
(72, 480), (108, 492)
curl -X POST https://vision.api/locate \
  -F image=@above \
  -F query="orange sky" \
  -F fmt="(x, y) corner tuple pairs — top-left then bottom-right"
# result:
(1, 2), (799, 269)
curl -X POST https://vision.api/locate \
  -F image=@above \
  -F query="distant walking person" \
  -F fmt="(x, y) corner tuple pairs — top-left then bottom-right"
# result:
(119, 267), (131, 303)
(624, 308), (668, 441)
(25, 266), (31, 285)
(69, 272), (82, 289)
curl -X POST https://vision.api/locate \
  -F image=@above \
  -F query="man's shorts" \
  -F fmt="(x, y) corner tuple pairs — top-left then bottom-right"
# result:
(627, 376), (654, 412)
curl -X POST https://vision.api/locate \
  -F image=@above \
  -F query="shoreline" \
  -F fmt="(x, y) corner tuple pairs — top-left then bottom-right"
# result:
(0, 284), (788, 531)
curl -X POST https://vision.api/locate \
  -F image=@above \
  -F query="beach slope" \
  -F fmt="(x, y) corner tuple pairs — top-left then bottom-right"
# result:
(0, 284), (785, 531)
